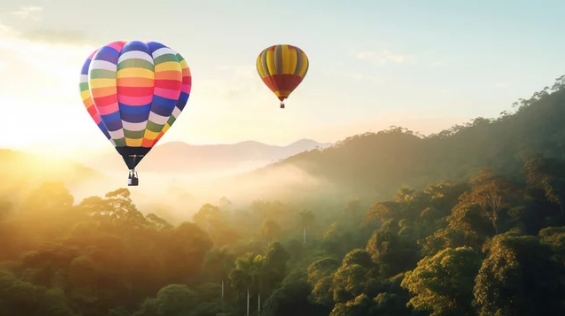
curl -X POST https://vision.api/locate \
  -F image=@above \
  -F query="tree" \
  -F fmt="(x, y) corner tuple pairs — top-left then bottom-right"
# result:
(401, 247), (482, 316)
(307, 256), (341, 307)
(193, 203), (222, 233)
(344, 198), (361, 217)
(523, 153), (565, 214)
(298, 209), (315, 245)
(261, 220), (282, 247)
(262, 272), (321, 316)
(363, 202), (402, 228)
(203, 246), (235, 311)
(22, 181), (74, 216)
(163, 222), (214, 284)
(366, 230), (417, 277)
(229, 253), (264, 316)
(78, 188), (147, 231)
(132, 284), (196, 316)
(458, 170), (521, 235)
(423, 182), (468, 215)
(330, 294), (375, 316)
(331, 249), (376, 304)
(321, 223), (354, 259)
(473, 232), (565, 316)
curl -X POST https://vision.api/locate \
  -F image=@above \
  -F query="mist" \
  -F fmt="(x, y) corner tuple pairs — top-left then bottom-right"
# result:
(62, 157), (336, 225)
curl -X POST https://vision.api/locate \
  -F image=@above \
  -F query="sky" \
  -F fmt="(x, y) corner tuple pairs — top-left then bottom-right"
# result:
(0, 0), (564, 153)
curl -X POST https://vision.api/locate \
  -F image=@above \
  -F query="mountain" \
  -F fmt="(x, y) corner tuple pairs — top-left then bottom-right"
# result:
(242, 75), (565, 200)
(77, 139), (332, 174)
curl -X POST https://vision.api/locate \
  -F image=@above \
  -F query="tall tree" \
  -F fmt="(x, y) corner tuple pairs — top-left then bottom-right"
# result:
(298, 209), (315, 245)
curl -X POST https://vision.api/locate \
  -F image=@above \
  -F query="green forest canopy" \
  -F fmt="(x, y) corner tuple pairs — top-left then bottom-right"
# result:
(2, 76), (565, 316)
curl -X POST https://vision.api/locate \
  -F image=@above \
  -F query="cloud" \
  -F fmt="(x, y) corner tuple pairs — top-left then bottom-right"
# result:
(10, 6), (43, 21)
(197, 64), (264, 100)
(2, 7), (90, 46)
(494, 82), (510, 88)
(325, 64), (383, 84)
(430, 60), (446, 67)
(18, 29), (90, 45)
(353, 45), (449, 68)
(344, 72), (376, 80)
(355, 50), (416, 65)
(340, 71), (383, 84)
(0, 19), (96, 77)
(0, 19), (17, 37)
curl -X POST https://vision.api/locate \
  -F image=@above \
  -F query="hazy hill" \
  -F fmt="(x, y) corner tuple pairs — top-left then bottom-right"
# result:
(241, 75), (565, 200)
(78, 138), (331, 174)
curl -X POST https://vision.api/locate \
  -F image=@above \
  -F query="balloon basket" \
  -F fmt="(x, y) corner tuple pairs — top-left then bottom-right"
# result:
(128, 178), (139, 186)
(128, 170), (139, 186)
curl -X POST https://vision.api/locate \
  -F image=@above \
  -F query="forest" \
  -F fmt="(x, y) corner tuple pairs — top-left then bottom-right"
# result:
(2, 76), (565, 316)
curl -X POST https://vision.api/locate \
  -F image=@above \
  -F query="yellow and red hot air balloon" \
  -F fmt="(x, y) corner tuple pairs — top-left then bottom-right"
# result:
(79, 40), (192, 186)
(256, 44), (309, 108)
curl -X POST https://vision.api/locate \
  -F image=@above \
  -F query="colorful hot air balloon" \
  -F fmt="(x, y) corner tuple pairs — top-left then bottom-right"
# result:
(79, 40), (192, 186)
(256, 44), (309, 109)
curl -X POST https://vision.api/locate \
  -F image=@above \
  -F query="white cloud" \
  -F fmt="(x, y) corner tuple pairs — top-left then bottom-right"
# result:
(333, 71), (383, 85)
(0, 19), (96, 80)
(217, 64), (257, 79)
(347, 72), (384, 83)
(355, 50), (415, 65)
(10, 6), (43, 21)
(195, 64), (265, 101)
(0, 19), (17, 37)
(430, 60), (446, 67)
(494, 82), (510, 88)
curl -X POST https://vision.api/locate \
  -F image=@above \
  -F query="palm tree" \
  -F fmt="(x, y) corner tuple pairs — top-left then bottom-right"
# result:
(298, 209), (315, 245)
(204, 246), (235, 312)
(229, 253), (264, 316)
(261, 220), (282, 247)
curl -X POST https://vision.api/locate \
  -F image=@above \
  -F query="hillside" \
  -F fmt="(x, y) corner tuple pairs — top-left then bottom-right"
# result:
(76, 139), (331, 174)
(245, 75), (565, 200)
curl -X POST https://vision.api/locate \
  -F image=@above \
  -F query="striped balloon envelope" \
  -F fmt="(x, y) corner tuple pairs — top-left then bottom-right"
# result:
(79, 40), (191, 172)
(256, 44), (309, 108)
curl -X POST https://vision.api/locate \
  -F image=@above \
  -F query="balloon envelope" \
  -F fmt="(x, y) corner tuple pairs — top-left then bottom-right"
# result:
(256, 44), (309, 103)
(79, 40), (192, 170)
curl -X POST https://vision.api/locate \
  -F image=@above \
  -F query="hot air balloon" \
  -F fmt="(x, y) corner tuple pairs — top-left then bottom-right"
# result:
(256, 44), (309, 109)
(79, 40), (192, 186)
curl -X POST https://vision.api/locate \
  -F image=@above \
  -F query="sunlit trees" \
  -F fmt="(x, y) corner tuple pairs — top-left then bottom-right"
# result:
(473, 233), (565, 316)
(6, 100), (565, 316)
(401, 247), (482, 316)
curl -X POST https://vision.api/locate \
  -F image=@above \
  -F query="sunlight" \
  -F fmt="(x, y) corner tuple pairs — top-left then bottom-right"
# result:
(1, 2), (565, 315)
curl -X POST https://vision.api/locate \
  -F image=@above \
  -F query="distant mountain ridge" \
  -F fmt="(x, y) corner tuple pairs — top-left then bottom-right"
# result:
(77, 139), (332, 173)
(236, 76), (565, 200)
